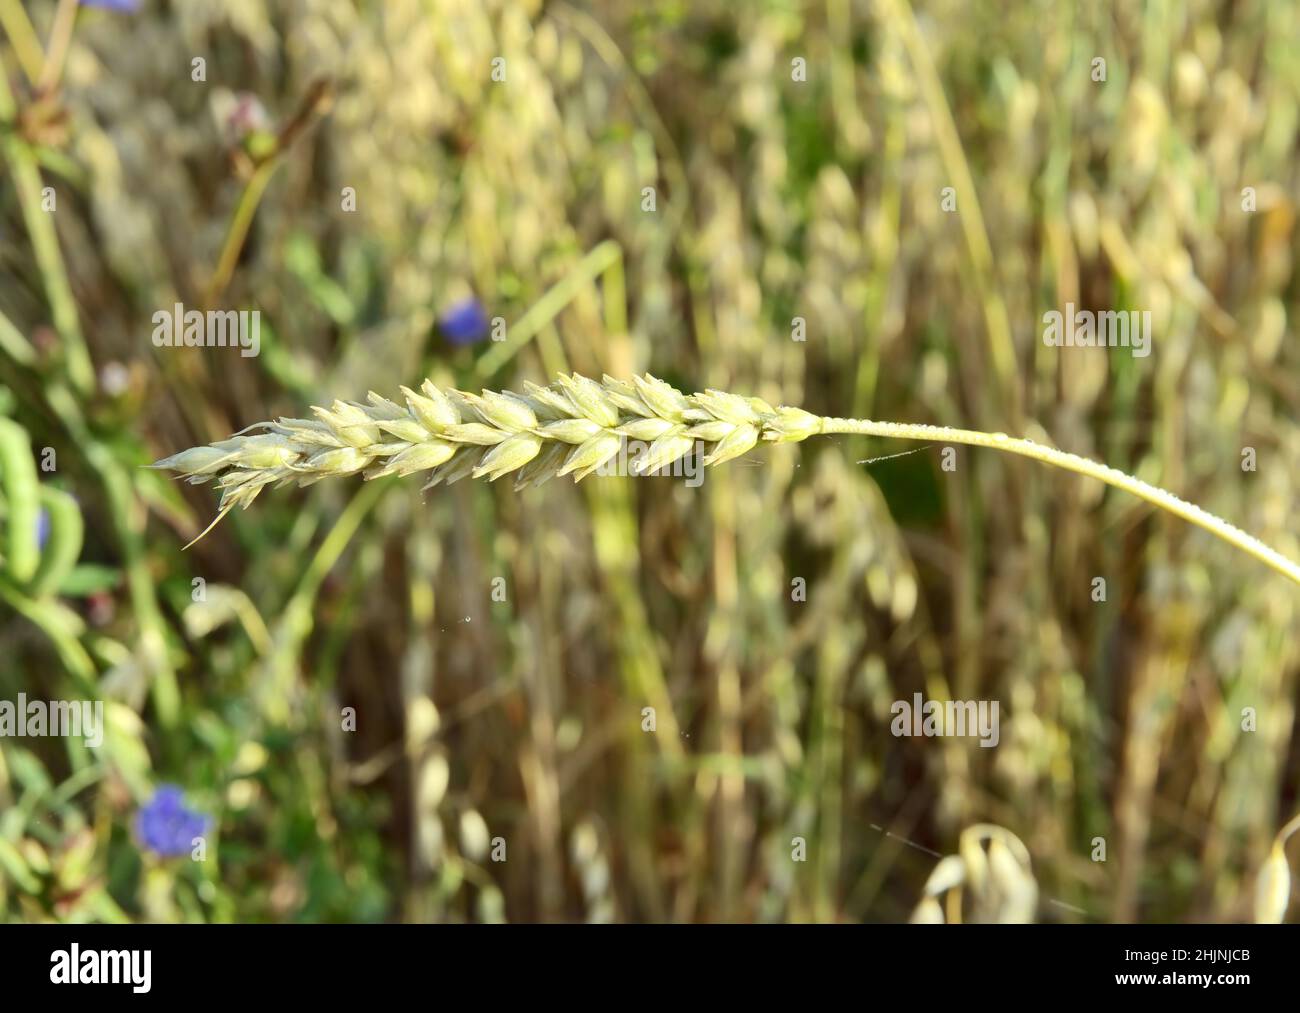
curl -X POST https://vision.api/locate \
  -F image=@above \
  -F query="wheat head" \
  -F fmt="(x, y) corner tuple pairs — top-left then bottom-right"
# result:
(149, 372), (1300, 586)
(150, 373), (817, 543)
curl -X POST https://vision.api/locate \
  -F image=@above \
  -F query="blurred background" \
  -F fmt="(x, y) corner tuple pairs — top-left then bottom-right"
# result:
(1, 0), (1299, 923)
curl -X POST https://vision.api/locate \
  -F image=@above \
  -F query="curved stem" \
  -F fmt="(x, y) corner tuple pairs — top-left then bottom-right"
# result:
(818, 416), (1300, 587)
(203, 159), (277, 309)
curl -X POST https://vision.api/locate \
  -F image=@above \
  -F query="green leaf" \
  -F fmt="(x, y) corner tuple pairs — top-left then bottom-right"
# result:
(0, 417), (40, 583)
(29, 487), (83, 597)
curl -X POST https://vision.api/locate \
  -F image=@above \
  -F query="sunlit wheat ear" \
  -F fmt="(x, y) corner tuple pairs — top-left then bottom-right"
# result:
(909, 824), (1039, 924)
(150, 373), (1300, 584)
(1254, 812), (1300, 923)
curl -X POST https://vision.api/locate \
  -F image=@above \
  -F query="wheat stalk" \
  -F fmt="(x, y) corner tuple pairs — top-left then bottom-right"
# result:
(149, 372), (1300, 585)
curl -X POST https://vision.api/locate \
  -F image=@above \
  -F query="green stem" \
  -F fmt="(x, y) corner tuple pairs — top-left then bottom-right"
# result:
(257, 478), (388, 721)
(0, 62), (94, 394)
(0, 575), (96, 684)
(203, 159), (277, 308)
(476, 240), (623, 377)
(36, 0), (77, 94)
(818, 416), (1300, 586)
(0, 51), (180, 725)
(0, 304), (38, 366)
(880, 0), (1021, 429)
(0, 0), (45, 84)
(203, 80), (333, 309)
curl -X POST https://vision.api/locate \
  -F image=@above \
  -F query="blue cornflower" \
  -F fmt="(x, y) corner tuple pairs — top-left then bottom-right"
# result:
(438, 297), (490, 346)
(80, 0), (142, 11)
(135, 785), (210, 858)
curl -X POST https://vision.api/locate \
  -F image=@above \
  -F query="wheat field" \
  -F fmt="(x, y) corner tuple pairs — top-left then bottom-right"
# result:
(1, 0), (1298, 924)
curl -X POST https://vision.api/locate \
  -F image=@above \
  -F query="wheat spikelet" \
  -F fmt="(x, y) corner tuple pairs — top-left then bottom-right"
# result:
(149, 372), (1300, 586)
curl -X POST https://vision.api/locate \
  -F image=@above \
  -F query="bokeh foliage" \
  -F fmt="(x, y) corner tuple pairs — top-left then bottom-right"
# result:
(1, 0), (1298, 922)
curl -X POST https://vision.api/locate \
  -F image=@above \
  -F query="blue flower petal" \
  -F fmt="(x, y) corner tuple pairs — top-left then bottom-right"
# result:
(136, 785), (211, 857)
(80, 0), (142, 11)
(438, 298), (490, 346)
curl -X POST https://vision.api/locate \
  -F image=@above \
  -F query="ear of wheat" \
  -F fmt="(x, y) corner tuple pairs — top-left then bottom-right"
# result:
(150, 372), (1300, 585)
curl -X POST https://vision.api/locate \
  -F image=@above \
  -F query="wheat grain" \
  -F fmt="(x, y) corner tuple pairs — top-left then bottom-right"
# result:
(149, 372), (1300, 585)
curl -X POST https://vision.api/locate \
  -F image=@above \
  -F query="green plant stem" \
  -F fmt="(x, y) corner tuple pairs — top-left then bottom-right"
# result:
(818, 415), (1300, 586)
(0, 0), (45, 84)
(202, 80), (333, 309)
(257, 477), (389, 722)
(0, 65), (94, 395)
(0, 50), (180, 725)
(48, 381), (181, 726)
(36, 0), (77, 93)
(0, 575), (95, 684)
(476, 239), (623, 376)
(203, 160), (277, 308)
(879, 0), (1021, 430)
(0, 305), (38, 366)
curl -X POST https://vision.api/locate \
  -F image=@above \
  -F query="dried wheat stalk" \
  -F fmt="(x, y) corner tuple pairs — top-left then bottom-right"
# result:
(150, 372), (1300, 585)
